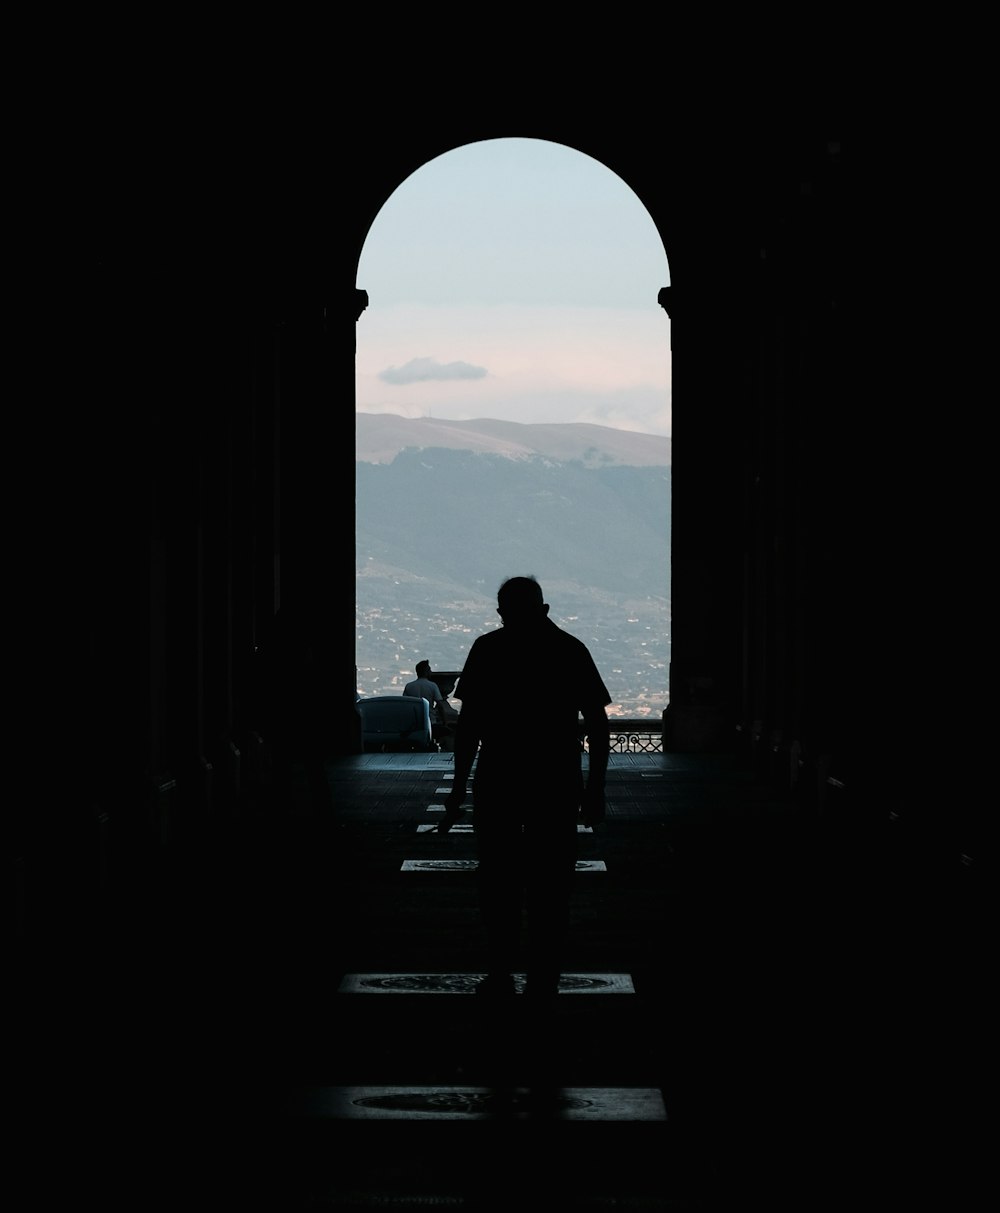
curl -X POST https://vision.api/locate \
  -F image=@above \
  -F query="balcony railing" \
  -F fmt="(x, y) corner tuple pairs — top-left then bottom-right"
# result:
(431, 674), (666, 755)
(586, 719), (665, 754)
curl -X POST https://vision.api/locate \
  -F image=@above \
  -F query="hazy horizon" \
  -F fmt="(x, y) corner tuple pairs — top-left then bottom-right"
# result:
(356, 138), (672, 439)
(355, 412), (672, 466)
(355, 139), (671, 715)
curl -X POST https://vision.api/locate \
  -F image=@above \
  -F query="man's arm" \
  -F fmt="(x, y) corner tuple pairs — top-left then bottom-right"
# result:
(580, 703), (610, 827)
(439, 712), (478, 831)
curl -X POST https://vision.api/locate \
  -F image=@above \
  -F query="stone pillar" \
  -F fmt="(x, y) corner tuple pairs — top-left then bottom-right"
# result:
(658, 285), (740, 752)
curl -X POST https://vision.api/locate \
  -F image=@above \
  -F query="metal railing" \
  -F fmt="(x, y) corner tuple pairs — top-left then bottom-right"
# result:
(582, 719), (664, 754)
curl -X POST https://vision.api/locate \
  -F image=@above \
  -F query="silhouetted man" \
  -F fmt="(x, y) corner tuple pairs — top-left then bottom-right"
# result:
(404, 658), (458, 749)
(403, 659), (450, 722)
(440, 576), (611, 997)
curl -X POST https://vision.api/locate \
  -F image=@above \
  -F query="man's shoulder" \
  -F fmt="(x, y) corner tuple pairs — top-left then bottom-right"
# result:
(454, 632), (499, 690)
(470, 630), (503, 649)
(549, 620), (585, 643)
(547, 619), (594, 654)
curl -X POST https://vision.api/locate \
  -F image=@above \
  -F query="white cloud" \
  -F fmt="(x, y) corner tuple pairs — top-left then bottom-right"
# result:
(379, 356), (488, 385)
(356, 303), (671, 437)
(354, 135), (671, 438)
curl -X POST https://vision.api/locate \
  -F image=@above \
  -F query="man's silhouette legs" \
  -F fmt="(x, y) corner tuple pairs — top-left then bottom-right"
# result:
(474, 804), (521, 993)
(474, 796), (577, 996)
(524, 807), (577, 996)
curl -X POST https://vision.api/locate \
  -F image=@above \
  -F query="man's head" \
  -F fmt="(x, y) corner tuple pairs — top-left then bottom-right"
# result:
(496, 576), (549, 627)
(415, 660), (432, 678)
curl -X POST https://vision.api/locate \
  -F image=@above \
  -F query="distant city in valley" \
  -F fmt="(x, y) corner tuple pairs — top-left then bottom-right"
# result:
(355, 415), (671, 719)
(355, 596), (670, 719)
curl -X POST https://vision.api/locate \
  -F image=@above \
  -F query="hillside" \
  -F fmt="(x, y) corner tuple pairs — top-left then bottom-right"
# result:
(356, 413), (671, 468)
(355, 428), (672, 713)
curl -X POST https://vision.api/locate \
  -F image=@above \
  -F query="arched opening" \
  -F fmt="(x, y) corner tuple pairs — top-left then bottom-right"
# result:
(355, 137), (671, 725)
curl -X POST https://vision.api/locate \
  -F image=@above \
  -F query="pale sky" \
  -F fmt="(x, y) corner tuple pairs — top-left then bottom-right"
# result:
(355, 137), (672, 438)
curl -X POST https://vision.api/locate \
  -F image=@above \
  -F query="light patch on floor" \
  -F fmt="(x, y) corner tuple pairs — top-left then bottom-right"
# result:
(401, 859), (607, 872)
(416, 823), (593, 834)
(286, 1084), (666, 1121)
(337, 973), (635, 994)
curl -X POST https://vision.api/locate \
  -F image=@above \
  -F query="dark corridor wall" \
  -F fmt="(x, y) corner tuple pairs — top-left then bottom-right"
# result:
(10, 47), (990, 1210)
(20, 90), (981, 932)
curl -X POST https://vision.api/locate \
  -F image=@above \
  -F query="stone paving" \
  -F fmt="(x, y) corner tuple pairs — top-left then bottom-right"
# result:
(50, 749), (868, 1209)
(259, 750), (846, 1208)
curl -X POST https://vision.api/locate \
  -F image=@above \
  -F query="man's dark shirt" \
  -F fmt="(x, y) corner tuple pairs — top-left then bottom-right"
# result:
(454, 616), (611, 792)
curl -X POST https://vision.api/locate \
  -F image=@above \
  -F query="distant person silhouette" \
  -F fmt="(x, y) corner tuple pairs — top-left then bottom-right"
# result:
(440, 576), (611, 998)
(403, 660), (450, 722)
(404, 659), (458, 748)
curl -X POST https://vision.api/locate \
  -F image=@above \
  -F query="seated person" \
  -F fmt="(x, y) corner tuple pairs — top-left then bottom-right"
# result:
(403, 660), (452, 720)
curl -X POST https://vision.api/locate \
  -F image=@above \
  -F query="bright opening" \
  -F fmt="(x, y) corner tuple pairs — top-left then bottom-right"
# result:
(355, 137), (671, 719)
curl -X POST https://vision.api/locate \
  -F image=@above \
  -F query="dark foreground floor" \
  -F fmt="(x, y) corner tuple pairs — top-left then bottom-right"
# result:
(13, 751), (982, 1209)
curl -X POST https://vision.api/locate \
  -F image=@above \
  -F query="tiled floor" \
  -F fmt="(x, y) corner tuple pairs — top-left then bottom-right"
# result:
(256, 750), (838, 1208)
(15, 749), (893, 1210)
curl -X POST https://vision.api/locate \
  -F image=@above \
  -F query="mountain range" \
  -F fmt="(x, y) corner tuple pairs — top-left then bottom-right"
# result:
(356, 413), (671, 468)
(355, 415), (671, 714)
